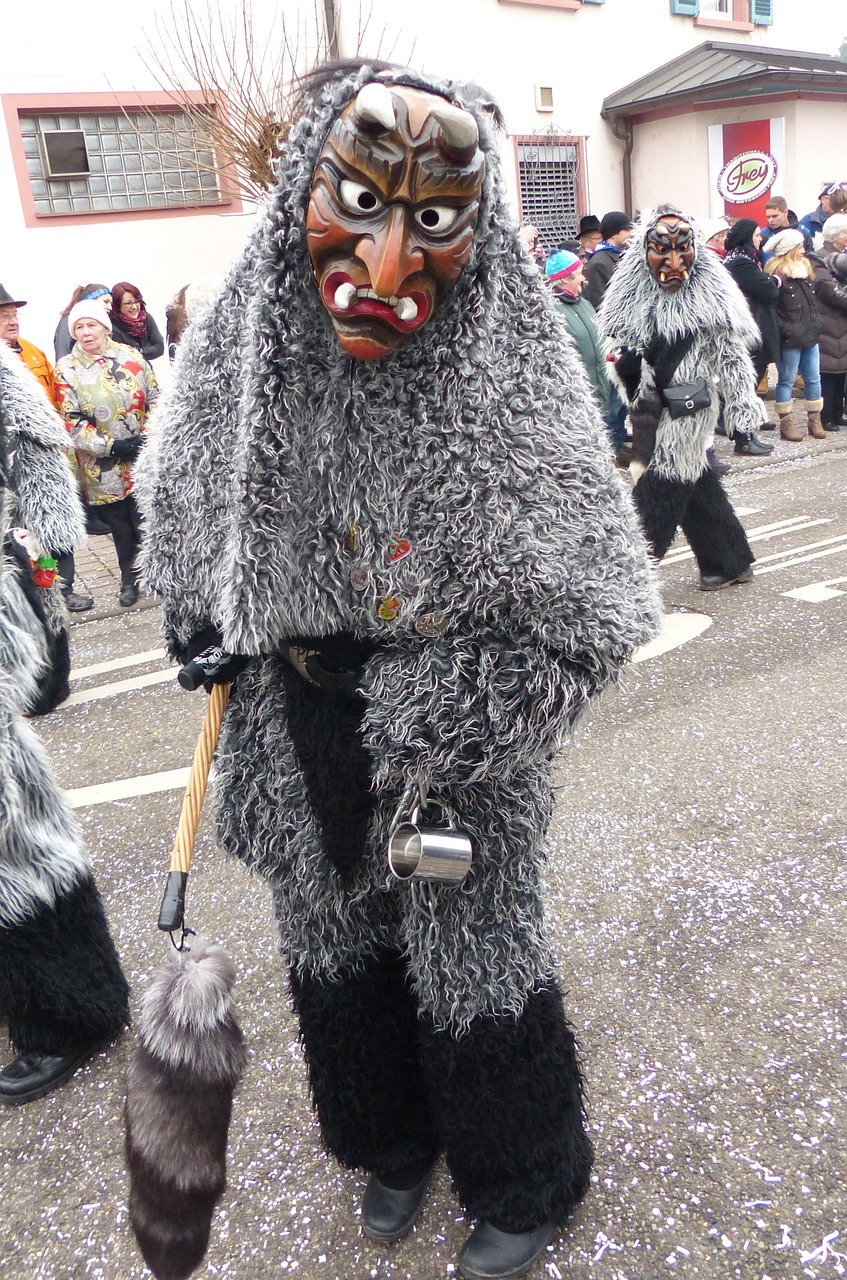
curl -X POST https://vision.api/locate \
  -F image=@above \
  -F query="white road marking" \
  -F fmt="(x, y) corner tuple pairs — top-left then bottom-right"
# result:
(755, 543), (847, 575)
(662, 516), (831, 565)
(70, 648), (167, 682)
(61, 668), (176, 707)
(66, 767), (190, 809)
(752, 533), (847, 566)
(784, 584), (846, 602)
(632, 612), (712, 664)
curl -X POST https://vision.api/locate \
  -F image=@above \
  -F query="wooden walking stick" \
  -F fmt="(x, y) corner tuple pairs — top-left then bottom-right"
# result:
(125, 667), (246, 1280)
(157, 680), (231, 938)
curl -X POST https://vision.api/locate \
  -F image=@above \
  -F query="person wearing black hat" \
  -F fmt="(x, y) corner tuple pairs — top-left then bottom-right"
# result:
(584, 213), (635, 454)
(583, 212), (635, 310)
(577, 214), (602, 260)
(0, 284), (56, 411)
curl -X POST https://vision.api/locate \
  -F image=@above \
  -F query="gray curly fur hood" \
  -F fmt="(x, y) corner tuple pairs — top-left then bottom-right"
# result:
(138, 63), (658, 656)
(0, 344), (88, 927)
(598, 213), (765, 481)
(137, 65), (661, 1025)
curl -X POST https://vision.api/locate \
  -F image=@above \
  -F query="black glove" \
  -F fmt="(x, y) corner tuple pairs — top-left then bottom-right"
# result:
(613, 346), (644, 402)
(110, 435), (143, 460)
(180, 624), (251, 691)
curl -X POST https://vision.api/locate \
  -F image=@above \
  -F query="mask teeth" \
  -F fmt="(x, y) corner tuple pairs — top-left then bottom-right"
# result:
(394, 297), (418, 322)
(334, 282), (357, 311)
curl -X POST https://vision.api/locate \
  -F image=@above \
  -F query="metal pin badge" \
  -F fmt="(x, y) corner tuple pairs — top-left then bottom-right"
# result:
(344, 526), (359, 555)
(350, 565), (371, 591)
(377, 595), (402, 622)
(386, 536), (411, 563)
(414, 612), (448, 638)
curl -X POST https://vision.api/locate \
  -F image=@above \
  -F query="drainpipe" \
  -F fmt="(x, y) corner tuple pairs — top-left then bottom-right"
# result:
(609, 113), (634, 215)
(322, 0), (340, 59)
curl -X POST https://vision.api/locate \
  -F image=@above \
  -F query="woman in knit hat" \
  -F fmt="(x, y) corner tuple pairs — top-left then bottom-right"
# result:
(54, 302), (158, 606)
(545, 249), (612, 427)
(764, 229), (824, 440)
(724, 218), (782, 395)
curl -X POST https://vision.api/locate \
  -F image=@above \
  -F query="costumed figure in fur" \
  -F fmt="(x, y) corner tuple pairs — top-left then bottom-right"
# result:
(599, 206), (763, 591)
(0, 343), (129, 1103)
(136, 60), (661, 1280)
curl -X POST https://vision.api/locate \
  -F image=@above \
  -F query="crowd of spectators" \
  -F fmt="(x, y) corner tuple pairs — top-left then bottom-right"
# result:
(520, 179), (847, 458)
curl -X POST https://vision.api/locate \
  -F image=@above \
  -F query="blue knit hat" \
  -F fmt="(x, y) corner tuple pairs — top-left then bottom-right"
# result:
(545, 250), (581, 282)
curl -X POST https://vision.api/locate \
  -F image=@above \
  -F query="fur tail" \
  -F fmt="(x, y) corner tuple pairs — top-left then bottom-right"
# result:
(124, 939), (246, 1280)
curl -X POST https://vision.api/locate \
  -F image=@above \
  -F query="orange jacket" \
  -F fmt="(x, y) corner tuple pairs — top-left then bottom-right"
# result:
(10, 337), (59, 409)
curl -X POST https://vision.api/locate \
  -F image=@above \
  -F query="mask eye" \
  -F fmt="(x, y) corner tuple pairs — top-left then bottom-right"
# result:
(338, 179), (383, 215)
(415, 205), (460, 235)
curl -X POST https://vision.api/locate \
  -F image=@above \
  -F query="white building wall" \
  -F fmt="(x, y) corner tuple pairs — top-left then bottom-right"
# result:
(2, 0), (845, 358)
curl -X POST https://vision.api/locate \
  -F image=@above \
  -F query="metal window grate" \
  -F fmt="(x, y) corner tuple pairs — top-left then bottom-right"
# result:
(19, 108), (223, 216)
(517, 139), (581, 250)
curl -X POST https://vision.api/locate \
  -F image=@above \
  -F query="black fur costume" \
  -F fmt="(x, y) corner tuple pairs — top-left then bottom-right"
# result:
(0, 344), (129, 1065)
(600, 212), (763, 581)
(137, 64), (661, 1232)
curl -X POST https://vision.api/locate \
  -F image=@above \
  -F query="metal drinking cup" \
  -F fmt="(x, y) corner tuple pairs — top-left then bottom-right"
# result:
(387, 803), (473, 884)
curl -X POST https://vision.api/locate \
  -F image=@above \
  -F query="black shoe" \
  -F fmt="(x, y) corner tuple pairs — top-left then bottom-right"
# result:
(823, 421), (841, 432)
(714, 422), (728, 437)
(734, 435), (774, 455)
(63, 591), (94, 612)
(361, 1168), (432, 1243)
(85, 514), (111, 536)
(759, 420), (776, 430)
(458, 1221), (556, 1280)
(0, 1045), (99, 1105)
(699, 566), (754, 592)
(118, 584), (138, 607)
(706, 447), (731, 477)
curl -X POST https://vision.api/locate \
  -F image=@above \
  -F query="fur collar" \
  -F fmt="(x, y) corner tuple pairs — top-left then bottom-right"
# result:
(597, 220), (760, 353)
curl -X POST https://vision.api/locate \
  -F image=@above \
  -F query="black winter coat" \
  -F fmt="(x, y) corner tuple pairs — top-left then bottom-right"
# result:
(583, 247), (623, 310)
(110, 315), (165, 363)
(773, 276), (821, 351)
(809, 246), (847, 374)
(724, 253), (781, 364)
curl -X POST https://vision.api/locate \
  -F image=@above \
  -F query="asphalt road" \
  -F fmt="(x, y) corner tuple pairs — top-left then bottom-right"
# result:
(1, 444), (846, 1280)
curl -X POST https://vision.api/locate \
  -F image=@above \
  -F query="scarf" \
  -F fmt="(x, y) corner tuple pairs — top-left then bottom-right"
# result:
(120, 308), (148, 340)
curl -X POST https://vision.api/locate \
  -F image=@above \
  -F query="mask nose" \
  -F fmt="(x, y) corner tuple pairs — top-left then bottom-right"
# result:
(355, 205), (424, 298)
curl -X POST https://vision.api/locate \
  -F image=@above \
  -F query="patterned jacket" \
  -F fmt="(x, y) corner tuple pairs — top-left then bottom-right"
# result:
(55, 339), (158, 504)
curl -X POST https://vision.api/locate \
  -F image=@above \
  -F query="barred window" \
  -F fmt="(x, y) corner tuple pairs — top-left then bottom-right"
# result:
(515, 136), (586, 250)
(17, 107), (223, 217)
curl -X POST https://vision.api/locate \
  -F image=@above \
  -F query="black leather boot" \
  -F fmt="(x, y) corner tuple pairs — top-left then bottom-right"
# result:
(361, 1163), (433, 1242)
(458, 1221), (556, 1280)
(0, 1043), (102, 1105)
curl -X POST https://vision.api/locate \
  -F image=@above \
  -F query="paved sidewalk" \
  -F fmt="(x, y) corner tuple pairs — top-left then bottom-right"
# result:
(69, 531), (159, 625)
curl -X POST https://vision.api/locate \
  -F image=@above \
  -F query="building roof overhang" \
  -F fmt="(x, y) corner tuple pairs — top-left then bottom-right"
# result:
(602, 40), (847, 125)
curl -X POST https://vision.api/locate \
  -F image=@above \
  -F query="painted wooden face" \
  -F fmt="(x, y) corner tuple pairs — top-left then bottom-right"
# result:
(307, 83), (485, 360)
(645, 216), (696, 291)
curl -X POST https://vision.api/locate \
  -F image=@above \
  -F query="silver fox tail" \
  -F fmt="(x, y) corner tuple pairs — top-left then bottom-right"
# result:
(124, 938), (246, 1280)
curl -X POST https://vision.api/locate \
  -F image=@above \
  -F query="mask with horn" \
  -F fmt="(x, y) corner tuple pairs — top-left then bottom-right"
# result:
(644, 207), (697, 292)
(306, 81), (485, 359)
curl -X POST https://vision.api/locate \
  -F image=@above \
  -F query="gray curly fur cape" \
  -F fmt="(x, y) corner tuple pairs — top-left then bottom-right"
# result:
(0, 343), (87, 928)
(137, 64), (661, 1031)
(598, 216), (764, 483)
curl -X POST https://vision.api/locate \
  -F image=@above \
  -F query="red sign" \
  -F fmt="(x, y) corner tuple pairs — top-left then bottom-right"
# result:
(718, 120), (778, 226)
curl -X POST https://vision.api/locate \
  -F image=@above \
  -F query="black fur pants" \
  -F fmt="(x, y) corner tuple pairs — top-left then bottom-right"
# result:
(283, 665), (592, 1229)
(0, 874), (129, 1053)
(634, 466), (754, 578)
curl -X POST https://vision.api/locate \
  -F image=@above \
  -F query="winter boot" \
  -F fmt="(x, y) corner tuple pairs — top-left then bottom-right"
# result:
(806, 398), (826, 440)
(776, 402), (802, 442)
